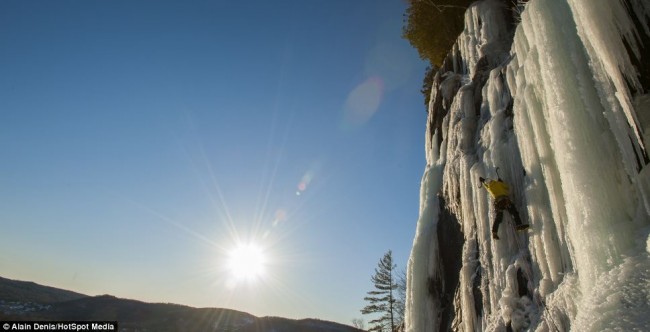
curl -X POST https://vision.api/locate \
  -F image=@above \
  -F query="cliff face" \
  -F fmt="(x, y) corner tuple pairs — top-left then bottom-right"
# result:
(405, 0), (650, 331)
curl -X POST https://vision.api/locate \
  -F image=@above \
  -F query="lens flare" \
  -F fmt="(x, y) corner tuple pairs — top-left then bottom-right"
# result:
(273, 209), (287, 226)
(296, 170), (315, 195)
(342, 76), (384, 129)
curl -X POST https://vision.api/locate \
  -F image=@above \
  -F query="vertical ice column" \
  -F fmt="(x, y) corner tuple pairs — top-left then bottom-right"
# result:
(512, 0), (638, 293)
(405, 130), (446, 332)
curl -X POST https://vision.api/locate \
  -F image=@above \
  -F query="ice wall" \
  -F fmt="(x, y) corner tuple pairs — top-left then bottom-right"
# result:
(405, 0), (650, 331)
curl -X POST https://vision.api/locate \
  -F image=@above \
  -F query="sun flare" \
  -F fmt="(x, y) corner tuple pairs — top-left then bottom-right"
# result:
(227, 243), (266, 281)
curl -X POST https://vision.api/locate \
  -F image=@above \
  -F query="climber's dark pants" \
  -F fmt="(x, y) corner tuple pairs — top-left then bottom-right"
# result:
(492, 197), (523, 233)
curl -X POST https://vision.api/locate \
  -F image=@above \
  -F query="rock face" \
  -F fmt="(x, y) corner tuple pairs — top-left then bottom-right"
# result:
(405, 0), (650, 331)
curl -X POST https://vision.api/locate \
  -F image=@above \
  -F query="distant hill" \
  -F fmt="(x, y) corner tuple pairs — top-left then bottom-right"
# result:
(0, 276), (87, 304)
(0, 276), (362, 332)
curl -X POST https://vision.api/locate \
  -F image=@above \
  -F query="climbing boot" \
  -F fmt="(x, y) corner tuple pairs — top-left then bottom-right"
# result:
(516, 224), (530, 231)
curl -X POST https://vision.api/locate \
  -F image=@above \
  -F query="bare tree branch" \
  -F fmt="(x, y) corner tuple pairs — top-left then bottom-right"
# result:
(418, 0), (468, 12)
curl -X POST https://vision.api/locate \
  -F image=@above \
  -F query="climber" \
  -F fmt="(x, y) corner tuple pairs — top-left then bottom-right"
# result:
(479, 175), (529, 240)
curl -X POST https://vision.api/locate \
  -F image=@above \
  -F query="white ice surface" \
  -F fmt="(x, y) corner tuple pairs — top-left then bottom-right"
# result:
(405, 0), (650, 331)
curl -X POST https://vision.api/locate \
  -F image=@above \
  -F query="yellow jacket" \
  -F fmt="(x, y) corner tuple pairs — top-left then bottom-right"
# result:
(484, 180), (510, 199)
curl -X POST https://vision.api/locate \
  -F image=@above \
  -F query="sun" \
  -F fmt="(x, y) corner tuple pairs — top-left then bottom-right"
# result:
(227, 243), (266, 281)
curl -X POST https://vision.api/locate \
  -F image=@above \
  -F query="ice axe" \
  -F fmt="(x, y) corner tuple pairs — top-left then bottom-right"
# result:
(478, 167), (501, 188)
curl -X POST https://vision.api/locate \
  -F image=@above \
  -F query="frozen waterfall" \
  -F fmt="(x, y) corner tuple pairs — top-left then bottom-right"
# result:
(405, 0), (650, 331)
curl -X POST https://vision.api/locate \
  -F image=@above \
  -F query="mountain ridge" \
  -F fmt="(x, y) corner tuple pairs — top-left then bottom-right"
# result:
(0, 276), (362, 332)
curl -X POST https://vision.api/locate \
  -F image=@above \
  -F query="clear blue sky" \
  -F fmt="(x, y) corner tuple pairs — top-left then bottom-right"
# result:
(0, 0), (428, 325)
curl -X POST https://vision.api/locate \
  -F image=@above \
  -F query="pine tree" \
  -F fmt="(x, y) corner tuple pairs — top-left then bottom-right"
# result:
(394, 269), (407, 328)
(361, 251), (398, 332)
